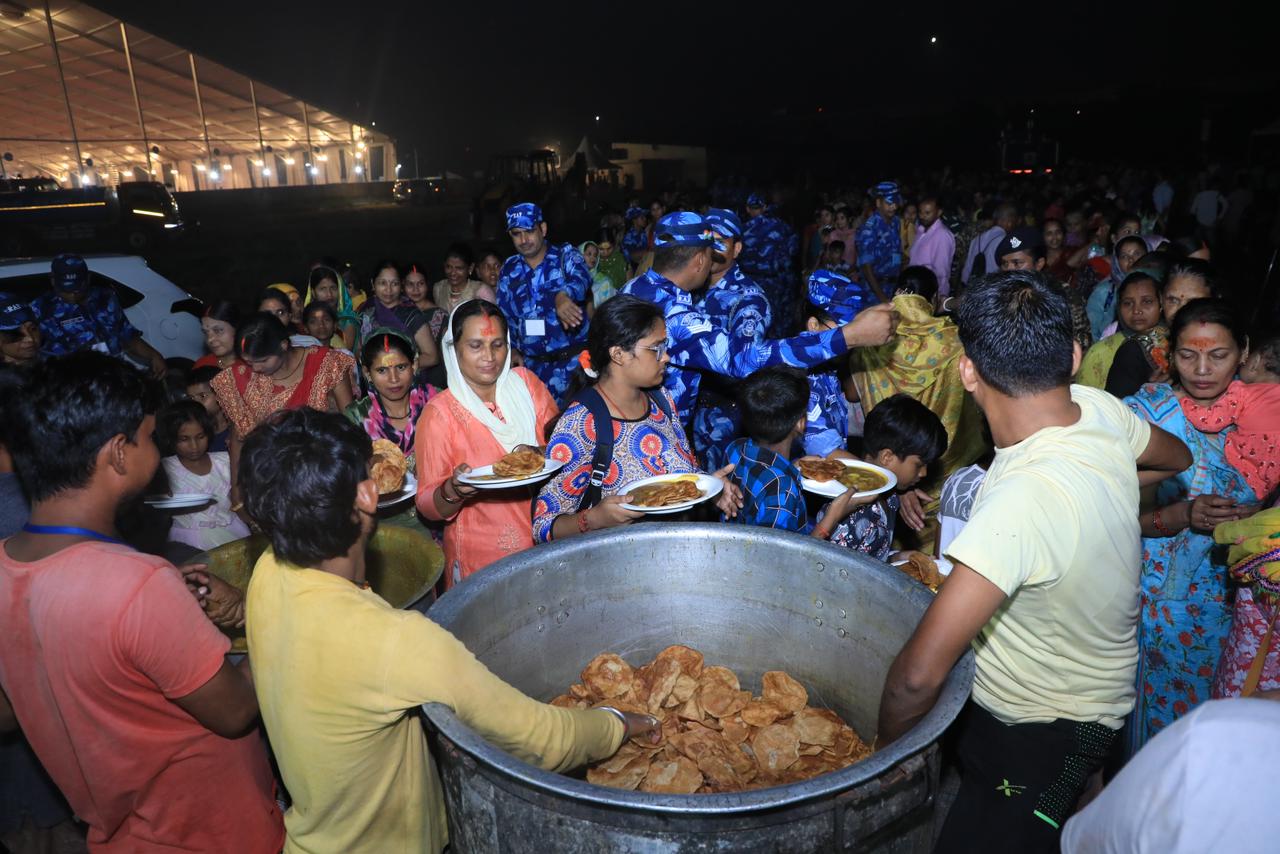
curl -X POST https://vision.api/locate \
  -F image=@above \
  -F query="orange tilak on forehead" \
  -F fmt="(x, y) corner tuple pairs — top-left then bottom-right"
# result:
(481, 315), (497, 337)
(373, 350), (403, 369)
(1184, 336), (1218, 350)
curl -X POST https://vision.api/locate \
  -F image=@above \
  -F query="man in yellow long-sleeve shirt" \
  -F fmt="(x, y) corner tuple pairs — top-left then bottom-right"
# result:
(239, 409), (656, 853)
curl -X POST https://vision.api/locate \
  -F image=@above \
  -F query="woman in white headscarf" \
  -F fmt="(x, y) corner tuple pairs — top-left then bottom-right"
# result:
(415, 299), (559, 586)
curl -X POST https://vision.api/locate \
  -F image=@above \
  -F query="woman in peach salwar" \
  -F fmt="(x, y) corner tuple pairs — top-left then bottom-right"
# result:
(415, 300), (558, 586)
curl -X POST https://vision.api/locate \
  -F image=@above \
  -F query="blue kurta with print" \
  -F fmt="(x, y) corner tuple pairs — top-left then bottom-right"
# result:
(621, 228), (648, 266)
(855, 213), (903, 286)
(691, 265), (773, 469)
(35, 288), (140, 357)
(740, 212), (799, 336)
(722, 437), (811, 533)
(497, 242), (591, 401)
(621, 269), (848, 422)
(804, 370), (849, 457)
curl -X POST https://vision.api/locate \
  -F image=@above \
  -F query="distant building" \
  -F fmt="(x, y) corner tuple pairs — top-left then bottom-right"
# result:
(608, 142), (708, 191)
(0, 2), (395, 191)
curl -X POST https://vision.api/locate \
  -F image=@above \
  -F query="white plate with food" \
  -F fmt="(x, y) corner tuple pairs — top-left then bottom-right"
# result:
(458, 448), (565, 489)
(144, 492), (214, 510)
(378, 471), (418, 509)
(620, 473), (723, 515)
(796, 458), (897, 500)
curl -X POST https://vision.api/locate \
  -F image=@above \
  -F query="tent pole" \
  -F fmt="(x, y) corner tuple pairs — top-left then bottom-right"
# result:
(119, 22), (153, 180)
(188, 53), (214, 188)
(43, 0), (83, 185)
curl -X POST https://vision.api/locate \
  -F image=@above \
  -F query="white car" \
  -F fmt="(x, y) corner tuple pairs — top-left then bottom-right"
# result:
(0, 254), (204, 362)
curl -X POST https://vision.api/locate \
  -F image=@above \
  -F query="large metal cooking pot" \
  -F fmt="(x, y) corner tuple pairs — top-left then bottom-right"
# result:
(423, 524), (973, 852)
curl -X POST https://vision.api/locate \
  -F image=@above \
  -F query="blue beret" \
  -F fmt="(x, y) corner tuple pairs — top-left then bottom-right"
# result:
(625, 206), (646, 221)
(653, 212), (715, 248)
(506, 202), (543, 231)
(807, 269), (870, 324)
(0, 292), (34, 331)
(872, 181), (901, 205)
(746, 193), (767, 209)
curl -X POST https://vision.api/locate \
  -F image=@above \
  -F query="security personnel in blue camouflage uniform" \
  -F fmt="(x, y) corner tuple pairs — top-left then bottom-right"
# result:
(739, 193), (799, 337)
(496, 203), (591, 402)
(854, 180), (903, 303)
(691, 208), (773, 470)
(803, 270), (873, 457)
(621, 211), (899, 434)
(621, 206), (648, 268)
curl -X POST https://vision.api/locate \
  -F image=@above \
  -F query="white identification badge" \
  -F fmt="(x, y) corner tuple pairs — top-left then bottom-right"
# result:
(524, 318), (546, 337)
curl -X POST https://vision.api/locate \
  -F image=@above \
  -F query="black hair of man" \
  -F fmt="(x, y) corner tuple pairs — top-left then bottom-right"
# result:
(955, 269), (1075, 397)
(186, 364), (222, 388)
(6, 352), (163, 503)
(652, 244), (705, 275)
(155, 399), (216, 456)
(862, 393), (948, 467)
(899, 265), (939, 302)
(239, 408), (372, 567)
(738, 367), (810, 445)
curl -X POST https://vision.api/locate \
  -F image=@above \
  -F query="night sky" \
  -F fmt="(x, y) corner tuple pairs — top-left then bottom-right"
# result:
(92, 1), (1280, 174)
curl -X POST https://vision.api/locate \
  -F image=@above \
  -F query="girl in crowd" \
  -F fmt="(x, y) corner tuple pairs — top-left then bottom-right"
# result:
(899, 201), (918, 261)
(433, 243), (496, 313)
(303, 302), (342, 349)
(1086, 234), (1148, 341)
(1124, 298), (1257, 753)
(533, 295), (741, 543)
(305, 265), (360, 351)
(269, 283), (305, 329)
(415, 300), (558, 586)
(259, 288), (323, 348)
(580, 239), (617, 309)
(829, 206), (857, 268)
(358, 260), (439, 369)
(195, 300), (241, 371)
(155, 399), (250, 551)
(1043, 218), (1083, 284)
(1076, 271), (1169, 397)
(474, 248), (502, 292)
(402, 261), (448, 341)
(212, 313), (355, 505)
(594, 231), (628, 302)
(344, 328), (438, 474)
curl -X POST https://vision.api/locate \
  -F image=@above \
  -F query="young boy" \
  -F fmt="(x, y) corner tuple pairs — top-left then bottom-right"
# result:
(185, 364), (232, 452)
(723, 366), (871, 534)
(822, 240), (853, 277)
(814, 393), (948, 560)
(803, 270), (872, 457)
(0, 352), (282, 852)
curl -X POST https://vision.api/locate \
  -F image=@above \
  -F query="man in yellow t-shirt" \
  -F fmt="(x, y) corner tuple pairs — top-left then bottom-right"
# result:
(875, 270), (1192, 853)
(238, 409), (657, 854)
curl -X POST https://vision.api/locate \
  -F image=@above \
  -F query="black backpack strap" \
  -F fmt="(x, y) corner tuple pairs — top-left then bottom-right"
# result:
(572, 386), (615, 512)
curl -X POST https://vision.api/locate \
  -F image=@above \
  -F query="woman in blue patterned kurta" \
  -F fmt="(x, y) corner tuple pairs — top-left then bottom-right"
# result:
(533, 295), (741, 542)
(1123, 299), (1255, 755)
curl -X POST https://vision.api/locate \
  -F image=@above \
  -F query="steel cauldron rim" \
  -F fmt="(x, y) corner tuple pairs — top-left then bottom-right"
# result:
(422, 523), (975, 815)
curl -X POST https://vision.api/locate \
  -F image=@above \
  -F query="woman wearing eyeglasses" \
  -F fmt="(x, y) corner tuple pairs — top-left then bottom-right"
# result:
(533, 295), (742, 542)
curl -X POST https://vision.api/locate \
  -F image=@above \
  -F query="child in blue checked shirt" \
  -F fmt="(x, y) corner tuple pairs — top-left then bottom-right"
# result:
(722, 367), (872, 533)
(814, 394), (948, 560)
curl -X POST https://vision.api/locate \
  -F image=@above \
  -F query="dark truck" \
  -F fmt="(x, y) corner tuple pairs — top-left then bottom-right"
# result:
(0, 179), (184, 256)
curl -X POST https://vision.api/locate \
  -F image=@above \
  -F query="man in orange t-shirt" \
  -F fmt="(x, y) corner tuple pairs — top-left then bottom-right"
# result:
(0, 352), (283, 853)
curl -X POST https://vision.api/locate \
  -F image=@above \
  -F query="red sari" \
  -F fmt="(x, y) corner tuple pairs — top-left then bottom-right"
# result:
(212, 346), (353, 438)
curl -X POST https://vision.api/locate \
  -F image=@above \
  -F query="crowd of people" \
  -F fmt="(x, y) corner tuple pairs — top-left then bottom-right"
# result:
(1, 169), (1278, 853)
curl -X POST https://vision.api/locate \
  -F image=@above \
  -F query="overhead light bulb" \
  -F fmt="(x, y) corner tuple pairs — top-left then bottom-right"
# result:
(262, 168), (271, 177)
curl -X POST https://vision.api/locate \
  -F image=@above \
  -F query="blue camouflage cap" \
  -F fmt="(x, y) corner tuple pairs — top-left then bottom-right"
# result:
(625, 206), (646, 222)
(746, 193), (768, 209)
(705, 208), (743, 252)
(872, 181), (901, 205)
(51, 253), (90, 292)
(807, 269), (868, 325)
(653, 212), (715, 248)
(506, 202), (544, 231)
(0, 292), (34, 331)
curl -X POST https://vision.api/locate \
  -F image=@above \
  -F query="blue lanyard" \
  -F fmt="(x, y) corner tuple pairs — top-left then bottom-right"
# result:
(21, 524), (129, 547)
